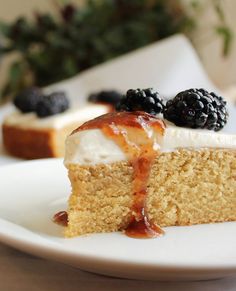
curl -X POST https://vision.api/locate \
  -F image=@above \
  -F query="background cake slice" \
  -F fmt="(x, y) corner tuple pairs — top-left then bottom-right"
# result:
(2, 88), (115, 159)
(3, 104), (109, 159)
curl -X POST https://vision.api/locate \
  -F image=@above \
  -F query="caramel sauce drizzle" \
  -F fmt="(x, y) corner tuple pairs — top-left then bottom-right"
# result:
(77, 112), (165, 238)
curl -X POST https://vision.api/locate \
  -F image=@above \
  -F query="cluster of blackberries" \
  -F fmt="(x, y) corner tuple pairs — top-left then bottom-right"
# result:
(116, 88), (228, 131)
(13, 87), (69, 117)
(14, 86), (229, 131)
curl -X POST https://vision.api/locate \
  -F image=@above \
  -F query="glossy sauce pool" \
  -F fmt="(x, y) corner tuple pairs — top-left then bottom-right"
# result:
(53, 211), (68, 226)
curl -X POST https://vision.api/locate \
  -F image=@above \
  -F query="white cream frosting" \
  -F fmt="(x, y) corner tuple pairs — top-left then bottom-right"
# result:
(64, 124), (236, 165)
(3, 104), (109, 130)
(65, 129), (126, 165)
(163, 126), (236, 150)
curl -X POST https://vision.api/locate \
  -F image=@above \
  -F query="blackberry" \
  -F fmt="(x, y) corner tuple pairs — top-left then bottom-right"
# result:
(35, 92), (70, 118)
(88, 90), (122, 107)
(164, 88), (228, 131)
(116, 88), (164, 115)
(13, 87), (43, 113)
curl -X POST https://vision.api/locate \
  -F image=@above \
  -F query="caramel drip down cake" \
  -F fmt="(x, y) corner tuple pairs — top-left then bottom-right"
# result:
(64, 110), (236, 238)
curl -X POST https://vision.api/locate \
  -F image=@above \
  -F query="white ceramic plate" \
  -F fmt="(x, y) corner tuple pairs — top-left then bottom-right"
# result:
(0, 158), (235, 281)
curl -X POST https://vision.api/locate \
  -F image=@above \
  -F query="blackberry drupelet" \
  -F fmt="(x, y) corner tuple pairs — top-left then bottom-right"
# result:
(13, 87), (43, 113)
(88, 90), (122, 107)
(35, 92), (70, 117)
(164, 88), (228, 131)
(117, 88), (164, 115)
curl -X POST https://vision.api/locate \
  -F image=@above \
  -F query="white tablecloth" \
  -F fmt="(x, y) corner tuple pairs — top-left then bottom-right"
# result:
(0, 242), (235, 291)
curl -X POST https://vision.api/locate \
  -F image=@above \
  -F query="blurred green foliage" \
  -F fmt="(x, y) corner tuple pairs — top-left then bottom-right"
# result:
(0, 0), (232, 101)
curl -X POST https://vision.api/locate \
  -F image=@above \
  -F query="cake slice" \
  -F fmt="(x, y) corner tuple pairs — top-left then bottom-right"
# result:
(2, 104), (109, 159)
(62, 88), (236, 238)
(2, 88), (115, 159)
(64, 111), (236, 238)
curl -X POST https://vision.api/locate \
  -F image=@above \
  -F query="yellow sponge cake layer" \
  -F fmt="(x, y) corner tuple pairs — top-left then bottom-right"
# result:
(65, 149), (236, 237)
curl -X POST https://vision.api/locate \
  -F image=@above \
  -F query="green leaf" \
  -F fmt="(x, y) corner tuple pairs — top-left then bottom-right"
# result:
(190, 0), (201, 9)
(63, 56), (78, 77)
(0, 21), (10, 36)
(212, 0), (225, 22)
(215, 25), (234, 56)
(9, 62), (23, 86)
